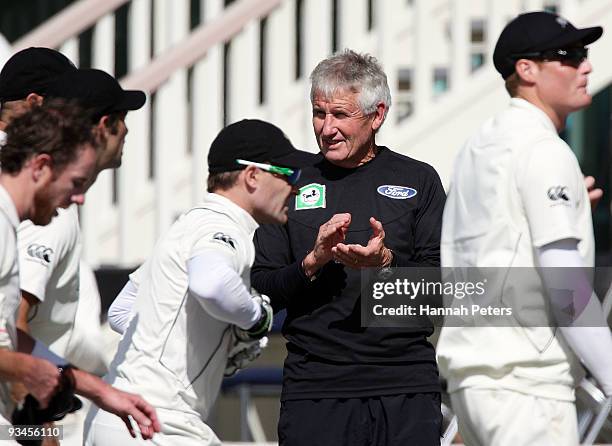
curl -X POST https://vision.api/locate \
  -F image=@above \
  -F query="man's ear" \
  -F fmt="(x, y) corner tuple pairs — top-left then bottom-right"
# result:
(25, 93), (44, 107)
(243, 165), (260, 191)
(514, 59), (539, 84)
(97, 115), (111, 133)
(29, 153), (53, 183)
(371, 102), (386, 132)
(91, 116), (108, 143)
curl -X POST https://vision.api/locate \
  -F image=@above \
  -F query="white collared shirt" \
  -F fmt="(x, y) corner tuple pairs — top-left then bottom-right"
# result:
(437, 98), (594, 401)
(108, 193), (259, 419)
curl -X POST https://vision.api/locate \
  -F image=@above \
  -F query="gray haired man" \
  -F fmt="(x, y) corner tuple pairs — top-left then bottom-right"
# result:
(252, 50), (446, 445)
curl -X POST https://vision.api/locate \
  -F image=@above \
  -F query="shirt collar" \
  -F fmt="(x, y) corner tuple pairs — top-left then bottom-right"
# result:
(509, 97), (558, 134)
(203, 192), (259, 235)
(0, 184), (19, 230)
(0, 130), (6, 147)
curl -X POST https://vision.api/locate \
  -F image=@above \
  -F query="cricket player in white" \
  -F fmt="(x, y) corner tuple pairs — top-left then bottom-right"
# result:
(437, 12), (612, 446)
(85, 119), (308, 445)
(0, 52), (143, 373)
(0, 177), (24, 442)
(0, 50), (78, 362)
(15, 67), (146, 368)
(0, 100), (160, 442)
(0, 60), (146, 444)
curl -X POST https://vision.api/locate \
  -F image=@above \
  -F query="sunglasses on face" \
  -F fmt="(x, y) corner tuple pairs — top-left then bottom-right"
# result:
(236, 159), (301, 185)
(510, 47), (589, 66)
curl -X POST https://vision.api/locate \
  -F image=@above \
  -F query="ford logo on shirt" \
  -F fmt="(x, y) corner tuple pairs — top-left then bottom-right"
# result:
(376, 185), (417, 200)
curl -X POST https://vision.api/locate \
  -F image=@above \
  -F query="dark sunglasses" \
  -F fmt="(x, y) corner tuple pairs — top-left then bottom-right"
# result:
(510, 47), (589, 65)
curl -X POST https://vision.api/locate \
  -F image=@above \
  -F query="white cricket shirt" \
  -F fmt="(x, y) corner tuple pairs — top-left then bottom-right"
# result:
(437, 98), (594, 401)
(0, 184), (21, 418)
(107, 193), (259, 420)
(18, 205), (81, 358)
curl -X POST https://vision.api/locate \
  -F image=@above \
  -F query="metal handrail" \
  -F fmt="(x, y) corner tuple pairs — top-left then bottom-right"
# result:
(12, 0), (283, 95)
(121, 0), (282, 93)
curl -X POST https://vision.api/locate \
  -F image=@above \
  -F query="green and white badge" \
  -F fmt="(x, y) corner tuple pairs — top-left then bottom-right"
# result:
(296, 183), (326, 210)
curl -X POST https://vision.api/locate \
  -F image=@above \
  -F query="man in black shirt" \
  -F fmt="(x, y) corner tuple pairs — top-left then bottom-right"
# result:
(252, 49), (446, 445)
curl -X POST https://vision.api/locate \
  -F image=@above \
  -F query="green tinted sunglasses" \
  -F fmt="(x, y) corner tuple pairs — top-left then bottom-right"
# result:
(236, 159), (301, 185)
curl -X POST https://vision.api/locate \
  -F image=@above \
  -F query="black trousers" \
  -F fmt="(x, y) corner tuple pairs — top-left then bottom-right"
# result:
(278, 393), (442, 446)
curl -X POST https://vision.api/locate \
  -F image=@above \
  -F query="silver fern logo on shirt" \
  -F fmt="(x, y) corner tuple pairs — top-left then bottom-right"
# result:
(376, 185), (417, 200)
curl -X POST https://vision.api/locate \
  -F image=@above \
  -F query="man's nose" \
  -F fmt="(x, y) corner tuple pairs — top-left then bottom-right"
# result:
(71, 194), (86, 205)
(581, 58), (593, 74)
(322, 114), (336, 135)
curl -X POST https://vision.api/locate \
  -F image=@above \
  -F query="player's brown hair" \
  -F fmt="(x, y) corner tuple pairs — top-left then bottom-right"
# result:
(207, 171), (241, 192)
(0, 98), (96, 174)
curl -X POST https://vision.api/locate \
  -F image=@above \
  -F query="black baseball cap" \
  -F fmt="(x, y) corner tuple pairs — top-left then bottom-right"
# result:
(493, 11), (602, 79)
(208, 119), (313, 174)
(0, 47), (76, 102)
(45, 68), (146, 121)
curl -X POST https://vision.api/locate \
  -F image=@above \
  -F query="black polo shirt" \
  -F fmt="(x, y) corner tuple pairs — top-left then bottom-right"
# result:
(252, 147), (446, 400)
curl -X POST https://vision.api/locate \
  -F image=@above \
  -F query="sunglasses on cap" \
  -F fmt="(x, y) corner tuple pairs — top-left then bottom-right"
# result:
(510, 47), (588, 66)
(236, 159), (301, 185)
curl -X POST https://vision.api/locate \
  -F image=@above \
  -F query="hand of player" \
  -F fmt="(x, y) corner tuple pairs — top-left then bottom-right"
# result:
(41, 423), (60, 446)
(303, 213), (351, 275)
(225, 336), (269, 377)
(94, 385), (161, 440)
(332, 217), (393, 269)
(9, 381), (28, 405)
(20, 356), (61, 409)
(233, 292), (273, 341)
(584, 176), (603, 210)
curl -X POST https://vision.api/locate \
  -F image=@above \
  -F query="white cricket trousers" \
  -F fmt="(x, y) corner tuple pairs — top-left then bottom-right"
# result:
(450, 387), (579, 446)
(55, 396), (90, 446)
(83, 404), (222, 446)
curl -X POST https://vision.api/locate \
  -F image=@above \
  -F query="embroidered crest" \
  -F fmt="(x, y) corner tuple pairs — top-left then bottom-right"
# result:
(296, 184), (326, 210)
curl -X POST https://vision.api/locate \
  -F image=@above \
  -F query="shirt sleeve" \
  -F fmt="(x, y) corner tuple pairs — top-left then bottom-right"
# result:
(188, 251), (260, 329)
(108, 279), (139, 334)
(128, 262), (144, 287)
(517, 139), (585, 247)
(17, 217), (73, 302)
(109, 261), (149, 334)
(392, 165), (446, 267)
(537, 239), (612, 396)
